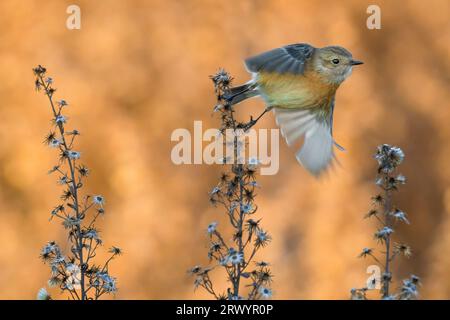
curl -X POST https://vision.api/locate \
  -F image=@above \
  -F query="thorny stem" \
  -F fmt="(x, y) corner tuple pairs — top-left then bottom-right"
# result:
(383, 186), (392, 298)
(229, 108), (244, 297)
(192, 70), (272, 300)
(352, 144), (420, 300)
(38, 74), (87, 300)
(35, 66), (120, 300)
(242, 247), (257, 271)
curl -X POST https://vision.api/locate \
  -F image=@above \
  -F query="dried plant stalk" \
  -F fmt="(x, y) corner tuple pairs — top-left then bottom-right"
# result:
(34, 65), (121, 300)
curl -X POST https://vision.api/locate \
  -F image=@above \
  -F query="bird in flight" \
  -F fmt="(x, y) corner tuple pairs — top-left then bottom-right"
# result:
(224, 43), (363, 176)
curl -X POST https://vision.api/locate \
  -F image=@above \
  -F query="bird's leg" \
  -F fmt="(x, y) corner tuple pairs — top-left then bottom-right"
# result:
(240, 108), (270, 132)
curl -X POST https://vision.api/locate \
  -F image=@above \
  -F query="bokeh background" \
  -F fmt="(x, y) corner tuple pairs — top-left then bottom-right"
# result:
(0, 0), (449, 299)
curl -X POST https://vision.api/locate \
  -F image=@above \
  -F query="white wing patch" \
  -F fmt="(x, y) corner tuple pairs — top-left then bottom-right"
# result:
(273, 108), (335, 176)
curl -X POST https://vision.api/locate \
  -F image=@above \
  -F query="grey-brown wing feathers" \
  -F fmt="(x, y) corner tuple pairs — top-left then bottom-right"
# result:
(245, 43), (315, 75)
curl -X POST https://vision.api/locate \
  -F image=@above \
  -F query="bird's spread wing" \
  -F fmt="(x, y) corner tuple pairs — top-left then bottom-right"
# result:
(245, 43), (315, 75)
(273, 102), (343, 175)
(329, 98), (345, 151)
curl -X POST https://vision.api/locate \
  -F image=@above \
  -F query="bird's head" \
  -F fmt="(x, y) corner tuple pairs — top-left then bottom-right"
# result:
(313, 46), (363, 84)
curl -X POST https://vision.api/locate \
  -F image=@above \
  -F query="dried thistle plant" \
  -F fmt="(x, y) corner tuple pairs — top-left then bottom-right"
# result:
(189, 69), (273, 300)
(33, 65), (121, 300)
(351, 144), (420, 300)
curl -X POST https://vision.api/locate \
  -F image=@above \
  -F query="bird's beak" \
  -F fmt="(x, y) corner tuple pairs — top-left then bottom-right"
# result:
(350, 60), (364, 66)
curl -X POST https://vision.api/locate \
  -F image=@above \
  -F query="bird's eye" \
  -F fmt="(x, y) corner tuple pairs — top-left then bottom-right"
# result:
(332, 58), (340, 65)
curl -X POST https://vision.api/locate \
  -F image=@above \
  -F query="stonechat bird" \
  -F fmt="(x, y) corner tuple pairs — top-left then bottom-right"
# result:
(225, 43), (363, 176)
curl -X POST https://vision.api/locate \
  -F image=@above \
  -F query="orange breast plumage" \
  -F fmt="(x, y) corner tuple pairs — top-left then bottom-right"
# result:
(256, 70), (337, 112)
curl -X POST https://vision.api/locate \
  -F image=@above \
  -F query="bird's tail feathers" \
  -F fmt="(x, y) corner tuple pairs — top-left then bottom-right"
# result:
(223, 82), (259, 105)
(229, 90), (259, 105)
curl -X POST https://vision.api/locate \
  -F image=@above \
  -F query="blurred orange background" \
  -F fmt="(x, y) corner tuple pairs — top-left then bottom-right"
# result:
(0, 0), (449, 299)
